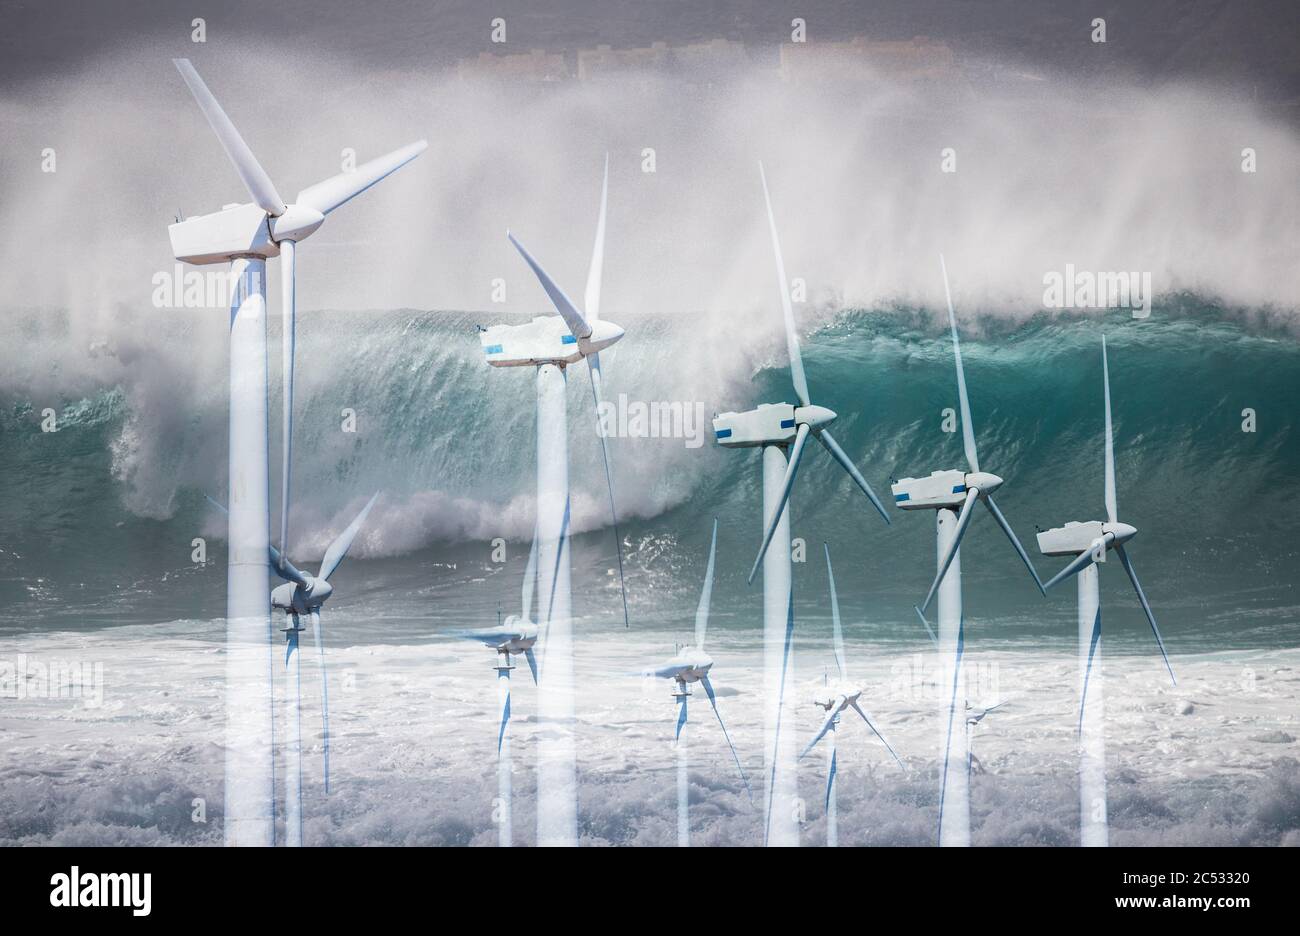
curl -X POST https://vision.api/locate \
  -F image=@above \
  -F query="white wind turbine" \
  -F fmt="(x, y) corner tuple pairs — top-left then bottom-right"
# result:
(478, 159), (627, 846)
(713, 163), (891, 847)
(457, 530), (542, 848)
(270, 494), (378, 847)
(640, 519), (753, 847)
(799, 544), (903, 848)
(206, 492), (377, 847)
(889, 256), (1044, 848)
(169, 58), (424, 845)
(1037, 335), (1176, 848)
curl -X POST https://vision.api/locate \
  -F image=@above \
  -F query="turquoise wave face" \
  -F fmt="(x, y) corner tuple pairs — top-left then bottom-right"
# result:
(0, 302), (1297, 650)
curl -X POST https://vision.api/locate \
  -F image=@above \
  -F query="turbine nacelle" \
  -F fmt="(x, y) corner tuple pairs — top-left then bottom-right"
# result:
(812, 681), (862, 711)
(648, 647), (714, 684)
(271, 576), (332, 615)
(891, 469), (968, 510)
(466, 618), (539, 654)
(713, 402), (799, 448)
(480, 315), (625, 368)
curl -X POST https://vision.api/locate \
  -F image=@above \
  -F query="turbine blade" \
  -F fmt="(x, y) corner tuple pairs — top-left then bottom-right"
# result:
(536, 498), (571, 681)
(1078, 602), (1102, 737)
(507, 232), (592, 338)
(294, 141), (427, 216)
(824, 543), (846, 680)
(310, 609), (330, 793)
(936, 619), (965, 841)
(940, 254), (979, 474)
(1114, 544), (1176, 685)
(695, 518), (718, 649)
(318, 492), (379, 581)
(701, 675), (753, 804)
(814, 429), (891, 525)
(584, 154), (609, 323)
(1042, 536), (1109, 590)
(588, 359), (629, 627)
(849, 700), (904, 769)
(800, 703), (842, 760)
(982, 496), (1045, 595)
(498, 679), (512, 756)
(269, 545), (311, 589)
(523, 648), (539, 685)
(675, 693), (688, 743)
(763, 589), (797, 846)
(521, 521), (539, 625)
(918, 489), (979, 615)
(172, 59), (286, 216)
(914, 605), (939, 647)
(825, 742), (837, 813)
(749, 423), (811, 583)
(204, 493), (227, 515)
(1102, 335), (1117, 525)
(277, 238), (296, 582)
(758, 162), (809, 407)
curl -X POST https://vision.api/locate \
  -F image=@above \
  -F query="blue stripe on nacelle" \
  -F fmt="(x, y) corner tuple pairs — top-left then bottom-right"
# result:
(894, 493), (910, 502)
(485, 344), (503, 354)
(715, 429), (732, 439)
(952, 485), (965, 493)
(780, 419), (796, 429)
(561, 335), (577, 345)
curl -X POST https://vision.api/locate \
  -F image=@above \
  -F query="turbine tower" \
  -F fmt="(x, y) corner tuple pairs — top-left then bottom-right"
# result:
(1037, 335), (1176, 847)
(890, 256), (1043, 847)
(799, 544), (903, 847)
(479, 160), (627, 846)
(169, 59), (424, 845)
(458, 530), (542, 848)
(640, 519), (753, 846)
(713, 163), (891, 846)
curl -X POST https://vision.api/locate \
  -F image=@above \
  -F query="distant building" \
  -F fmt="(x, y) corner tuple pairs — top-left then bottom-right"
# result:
(576, 41), (672, 80)
(779, 36), (956, 83)
(456, 48), (569, 82)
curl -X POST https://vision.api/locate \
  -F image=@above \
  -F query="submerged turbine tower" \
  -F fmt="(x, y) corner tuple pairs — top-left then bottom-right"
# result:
(168, 59), (424, 845)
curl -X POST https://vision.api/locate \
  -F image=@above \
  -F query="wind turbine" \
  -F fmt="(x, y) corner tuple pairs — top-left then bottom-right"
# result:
(457, 530), (542, 848)
(169, 58), (424, 845)
(889, 255), (1043, 847)
(799, 544), (903, 847)
(640, 519), (753, 847)
(964, 700), (1005, 784)
(1037, 335), (1176, 848)
(713, 163), (891, 847)
(206, 493), (377, 847)
(478, 159), (627, 846)
(270, 494), (377, 847)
